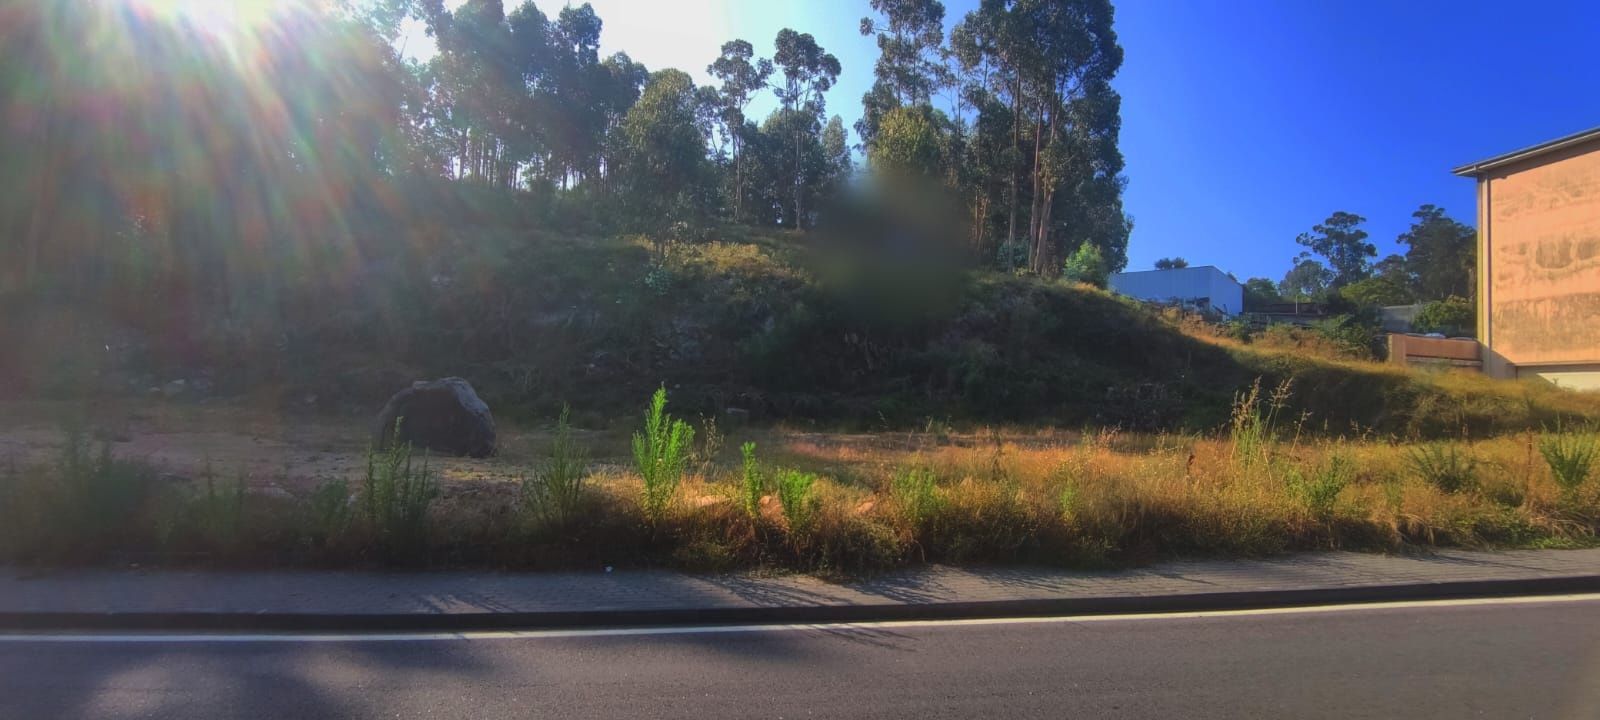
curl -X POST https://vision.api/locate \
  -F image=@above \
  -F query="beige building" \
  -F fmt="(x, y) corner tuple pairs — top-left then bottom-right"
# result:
(1454, 126), (1600, 391)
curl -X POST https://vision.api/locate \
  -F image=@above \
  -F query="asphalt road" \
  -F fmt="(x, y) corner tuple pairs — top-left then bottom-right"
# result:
(3, 596), (1599, 719)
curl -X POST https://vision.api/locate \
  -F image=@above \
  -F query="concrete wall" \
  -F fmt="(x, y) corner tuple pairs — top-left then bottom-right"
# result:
(1389, 334), (1482, 371)
(1481, 141), (1600, 371)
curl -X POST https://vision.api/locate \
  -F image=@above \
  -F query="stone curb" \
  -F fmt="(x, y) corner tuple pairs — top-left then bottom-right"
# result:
(5, 574), (1599, 633)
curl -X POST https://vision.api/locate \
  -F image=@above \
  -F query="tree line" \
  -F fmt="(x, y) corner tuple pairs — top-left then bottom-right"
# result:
(0, 0), (1131, 306)
(1237, 205), (1476, 311)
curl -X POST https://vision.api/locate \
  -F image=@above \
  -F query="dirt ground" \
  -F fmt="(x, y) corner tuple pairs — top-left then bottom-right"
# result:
(0, 400), (576, 496)
(0, 399), (1093, 497)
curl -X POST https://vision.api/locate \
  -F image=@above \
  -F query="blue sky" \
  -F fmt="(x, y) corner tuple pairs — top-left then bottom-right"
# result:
(405, 0), (1600, 281)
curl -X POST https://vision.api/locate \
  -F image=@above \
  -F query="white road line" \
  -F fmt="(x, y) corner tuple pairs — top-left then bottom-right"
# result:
(3, 593), (1598, 644)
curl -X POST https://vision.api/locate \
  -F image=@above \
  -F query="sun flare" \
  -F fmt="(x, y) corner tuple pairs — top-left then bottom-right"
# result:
(125, 0), (299, 37)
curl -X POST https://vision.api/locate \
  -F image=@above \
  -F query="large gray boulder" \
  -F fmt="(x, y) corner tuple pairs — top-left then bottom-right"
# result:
(374, 378), (496, 458)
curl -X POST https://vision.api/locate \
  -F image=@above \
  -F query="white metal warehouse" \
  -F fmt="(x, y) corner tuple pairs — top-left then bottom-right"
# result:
(1108, 266), (1244, 316)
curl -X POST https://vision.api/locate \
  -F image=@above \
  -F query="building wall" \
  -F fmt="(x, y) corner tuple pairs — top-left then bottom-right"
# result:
(1109, 267), (1243, 315)
(1520, 365), (1600, 391)
(1481, 142), (1600, 372)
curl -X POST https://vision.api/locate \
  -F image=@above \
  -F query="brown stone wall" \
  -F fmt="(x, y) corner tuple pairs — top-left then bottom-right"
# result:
(1485, 143), (1600, 366)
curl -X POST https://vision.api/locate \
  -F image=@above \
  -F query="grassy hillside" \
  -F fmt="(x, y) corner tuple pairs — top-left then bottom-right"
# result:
(7, 230), (1597, 438)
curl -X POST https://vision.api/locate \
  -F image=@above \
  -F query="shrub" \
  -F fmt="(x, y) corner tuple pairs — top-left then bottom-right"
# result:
(1539, 427), (1598, 497)
(1408, 443), (1478, 494)
(739, 442), (763, 518)
(1061, 243), (1110, 288)
(360, 426), (438, 557)
(776, 468), (821, 536)
(523, 405), (589, 528)
(1312, 314), (1380, 360)
(633, 387), (695, 524)
(1414, 296), (1475, 337)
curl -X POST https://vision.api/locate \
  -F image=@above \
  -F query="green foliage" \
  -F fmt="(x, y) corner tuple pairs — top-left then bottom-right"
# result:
(0, 425), (158, 561)
(1294, 211), (1376, 288)
(1280, 258), (1332, 301)
(1062, 243), (1111, 288)
(892, 466), (943, 527)
(1539, 427), (1598, 497)
(772, 28), (842, 229)
(740, 442), (764, 518)
(305, 479), (352, 547)
(613, 69), (712, 233)
(1339, 275), (1413, 308)
(191, 469), (248, 549)
(870, 106), (943, 176)
(1242, 277), (1283, 309)
(1287, 454), (1352, 518)
(1154, 257), (1188, 270)
(1311, 314), (1380, 360)
(776, 468), (821, 535)
(523, 405), (590, 528)
(1414, 296), (1475, 337)
(1408, 443), (1479, 494)
(1399, 205), (1476, 301)
(361, 424), (438, 556)
(1230, 379), (1293, 469)
(633, 387), (696, 523)
(1058, 483), (1079, 519)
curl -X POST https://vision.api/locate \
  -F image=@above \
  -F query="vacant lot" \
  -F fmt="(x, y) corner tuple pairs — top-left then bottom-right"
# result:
(4, 385), (1599, 576)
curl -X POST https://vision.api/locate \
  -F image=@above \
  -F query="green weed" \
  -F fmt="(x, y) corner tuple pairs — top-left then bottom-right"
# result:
(361, 423), (438, 557)
(891, 466), (942, 528)
(522, 405), (589, 528)
(777, 468), (820, 536)
(633, 387), (695, 524)
(1408, 443), (1479, 494)
(1230, 378), (1293, 469)
(305, 478), (352, 547)
(1539, 426), (1598, 497)
(1287, 454), (1352, 518)
(740, 442), (763, 518)
(1058, 481), (1079, 519)
(192, 469), (248, 549)
(42, 424), (158, 559)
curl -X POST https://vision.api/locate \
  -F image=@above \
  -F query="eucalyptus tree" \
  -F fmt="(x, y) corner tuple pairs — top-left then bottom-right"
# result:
(707, 40), (774, 221)
(772, 29), (841, 228)
(857, 0), (947, 150)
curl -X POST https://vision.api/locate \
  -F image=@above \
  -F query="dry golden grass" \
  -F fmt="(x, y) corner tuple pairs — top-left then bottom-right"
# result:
(6, 417), (1599, 574)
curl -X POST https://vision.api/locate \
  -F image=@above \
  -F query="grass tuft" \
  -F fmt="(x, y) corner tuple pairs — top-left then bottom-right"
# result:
(522, 405), (589, 529)
(361, 422), (438, 558)
(1407, 443), (1479, 495)
(1539, 425), (1598, 498)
